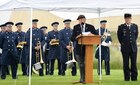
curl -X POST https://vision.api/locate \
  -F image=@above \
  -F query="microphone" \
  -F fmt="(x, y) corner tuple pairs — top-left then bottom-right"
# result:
(81, 22), (84, 25)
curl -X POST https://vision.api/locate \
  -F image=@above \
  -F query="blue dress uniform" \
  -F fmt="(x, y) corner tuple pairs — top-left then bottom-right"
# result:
(47, 22), (61, 75)
(0, 22), (19, 79)
(95, 26), (112, 75)
(15, 22), (27, 76)
(0, 31), (2, 76)
(40, 26), (50, 75)
(59, 19), (77, 76)
(25, 19), (45, 76)
(0, 24), (10, 76)
(117, 13), (138, 81)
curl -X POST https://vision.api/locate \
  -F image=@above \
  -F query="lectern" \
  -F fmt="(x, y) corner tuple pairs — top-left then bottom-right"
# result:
(77, 35), (100, 83)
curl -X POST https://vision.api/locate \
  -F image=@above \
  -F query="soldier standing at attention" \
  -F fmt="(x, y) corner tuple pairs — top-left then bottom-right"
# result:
(117, 13), (138, 81)
(40, 26), (50, 75)
(47, 22), (61, 75)
(0, 24), (6, 76)
(95, 20), (112, 75)
(0, 22), (19, 79)
(0, 24), (10, 76)
(25, 19), (45, 76)
(59, 19), (77, 76)
(15, 22), (27, 76)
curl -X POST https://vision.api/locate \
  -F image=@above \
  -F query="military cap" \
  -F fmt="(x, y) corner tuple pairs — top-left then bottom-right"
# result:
(5, 22), (14, 26)
(40, 26), (48, 30)
(100, 20), (107, 24)
(32, 19), (39, 23)
(15, 22), (23, 26)
(51, 22), (59, 26)
(63, 19), (71, 24)
(0, 24), (6, 27)
(124, 13), (132, 18)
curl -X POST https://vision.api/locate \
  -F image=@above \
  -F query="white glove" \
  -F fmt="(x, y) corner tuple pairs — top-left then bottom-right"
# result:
(101, 41), (112, 47)
(0, 48), (2, 54)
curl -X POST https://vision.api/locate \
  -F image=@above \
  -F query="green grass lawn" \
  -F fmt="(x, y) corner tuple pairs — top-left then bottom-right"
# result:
(0, 69), (139, 85)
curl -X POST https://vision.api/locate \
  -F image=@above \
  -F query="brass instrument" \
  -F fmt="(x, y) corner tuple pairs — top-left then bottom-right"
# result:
(32, 41), (44, 74)
(17, 41), (27, 49)
(49, 38), (59, 45)
(67, 42), (72, 60)
(101, 30), (111, 43)
(66, 41), (76, 68)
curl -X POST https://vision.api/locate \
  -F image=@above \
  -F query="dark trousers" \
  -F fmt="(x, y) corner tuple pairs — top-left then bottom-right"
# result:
(21, 63), (27, 75)
(76, 55), (85, 82)
(45, 61), (50, 75)
(121, 51), (138, 81)
(6, 66), (10, 75)
(49, 59), (61, 75)
(1, 64), (18, 79)
(98, 59), (110, 75)
(39, 64), (44, 76)
(0, 65), (1, 76)
(44, 50), (49, 75)
(61, 62), (77, 76)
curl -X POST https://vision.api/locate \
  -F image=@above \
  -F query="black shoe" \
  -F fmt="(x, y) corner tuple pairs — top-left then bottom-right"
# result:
(72, 74), (76, 76)
(124, 79), (130, 81)
(22, 73), (27, 76)
(58, 72), (61, 75)
(131, 79), (137, 81)
(39, 74), (44, 76)
(61, 72), (65, 76)
(1, 76), (6, 80)
(46, 71), (49, 75)
(106, 73), (110, 75)
(49, 72), (54, 75)
(82, 82), (86, 84)
(13, 77), (18, 79)
(72, 81), (82, 84)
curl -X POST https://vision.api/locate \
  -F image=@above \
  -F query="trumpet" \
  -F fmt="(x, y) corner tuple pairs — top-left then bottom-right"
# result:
(49, 38), (59, 45)
(17, 41), (27, 49)
(32, 41), (44, 74)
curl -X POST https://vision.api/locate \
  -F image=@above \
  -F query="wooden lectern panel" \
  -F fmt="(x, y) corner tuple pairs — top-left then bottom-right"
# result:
(77, 35), (100, 83)
(85, 45), (93, 83)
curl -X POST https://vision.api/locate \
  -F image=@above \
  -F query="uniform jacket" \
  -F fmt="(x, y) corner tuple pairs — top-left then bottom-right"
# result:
(0, 31), (19, 65)
(59, 28), (73, 63)
(46, 30), (60, 59)
(117, 23), (138, 53)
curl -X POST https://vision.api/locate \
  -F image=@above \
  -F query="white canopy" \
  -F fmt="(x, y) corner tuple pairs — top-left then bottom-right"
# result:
(0, 0), (140, 13)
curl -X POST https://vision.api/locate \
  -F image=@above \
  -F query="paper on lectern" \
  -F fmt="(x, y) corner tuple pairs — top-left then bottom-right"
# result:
(82, 32), (91, 35)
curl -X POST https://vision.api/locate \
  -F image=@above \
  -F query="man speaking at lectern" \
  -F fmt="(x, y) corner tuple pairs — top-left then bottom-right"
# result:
(71, 15), (98, 84)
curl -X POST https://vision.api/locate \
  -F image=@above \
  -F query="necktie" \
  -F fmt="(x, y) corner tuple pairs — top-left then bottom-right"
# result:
(81, 24), (85, 32)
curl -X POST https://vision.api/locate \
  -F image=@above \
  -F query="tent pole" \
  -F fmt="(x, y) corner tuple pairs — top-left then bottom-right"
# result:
(98, 8), (102, 80)
(29, 7), (33, 85)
